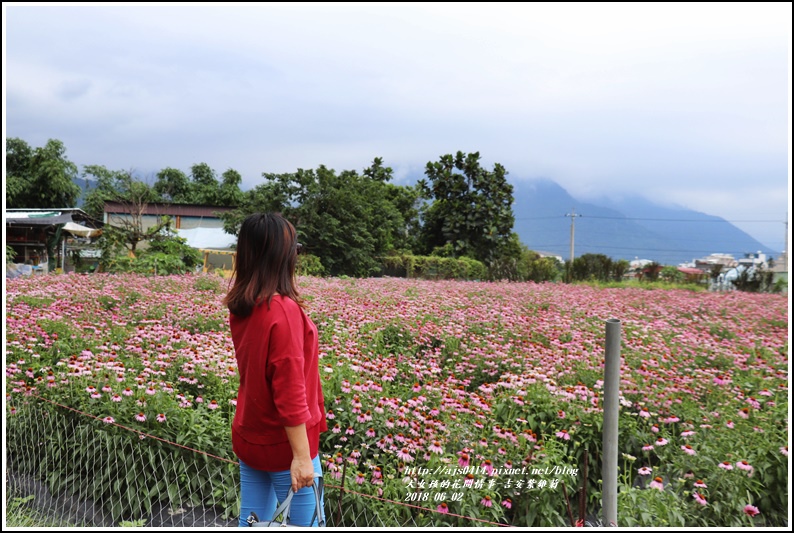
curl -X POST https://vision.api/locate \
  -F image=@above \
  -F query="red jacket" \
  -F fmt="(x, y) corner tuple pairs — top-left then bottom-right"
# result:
(230, 294), (327, 471)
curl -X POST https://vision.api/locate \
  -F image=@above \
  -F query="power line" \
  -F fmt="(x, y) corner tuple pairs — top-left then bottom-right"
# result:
(514, 215), (783, 223)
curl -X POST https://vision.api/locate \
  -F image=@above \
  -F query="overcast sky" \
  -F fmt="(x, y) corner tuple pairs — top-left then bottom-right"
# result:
(4, 3), (791, 251)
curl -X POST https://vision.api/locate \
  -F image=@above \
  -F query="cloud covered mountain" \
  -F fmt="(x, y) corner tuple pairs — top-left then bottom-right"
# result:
(512, 179), (776, 265)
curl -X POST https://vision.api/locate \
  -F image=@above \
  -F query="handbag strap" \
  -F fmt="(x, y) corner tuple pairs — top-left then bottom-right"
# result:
(280, 472), (325, 527)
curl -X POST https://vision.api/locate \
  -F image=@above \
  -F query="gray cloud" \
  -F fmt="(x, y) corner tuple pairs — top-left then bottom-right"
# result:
(4, 3), (790, 250)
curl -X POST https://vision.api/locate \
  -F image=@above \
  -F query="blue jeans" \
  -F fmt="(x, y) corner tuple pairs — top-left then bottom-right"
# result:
(238, 455), (325, 527)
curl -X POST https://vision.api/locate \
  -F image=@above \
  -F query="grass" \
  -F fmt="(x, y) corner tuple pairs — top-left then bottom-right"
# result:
(5, 493), (77, 527)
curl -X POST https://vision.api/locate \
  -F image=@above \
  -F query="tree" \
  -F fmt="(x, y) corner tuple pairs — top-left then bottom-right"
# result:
(190, 162), (220, 205)
(153, 167), (192, 203)
(219, 158), (422, 277)
(217, 168), (245, 207)
(418, 151), (515, 264)
(83, 167), (166, 255)
(570, 253), (614, 282)
(6, 138), (80, 208)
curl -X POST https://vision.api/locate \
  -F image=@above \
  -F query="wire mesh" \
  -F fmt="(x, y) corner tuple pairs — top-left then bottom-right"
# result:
(6, 396), (505, 528)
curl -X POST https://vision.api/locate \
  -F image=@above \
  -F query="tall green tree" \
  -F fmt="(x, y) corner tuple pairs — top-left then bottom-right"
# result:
(190, 162), (220, 205)
(153, 167), (192, 203)
(219, 158), (421, 277)
(5, 138), (80, 208)
(418, 151), (516, 264)
(217, 168), (245, 207)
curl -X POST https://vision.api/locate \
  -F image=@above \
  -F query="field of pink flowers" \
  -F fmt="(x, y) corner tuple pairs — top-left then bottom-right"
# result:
(5, 273), (789, 527)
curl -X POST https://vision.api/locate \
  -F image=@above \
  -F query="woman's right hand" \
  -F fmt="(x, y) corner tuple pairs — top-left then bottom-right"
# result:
(290, 455), (316, 493)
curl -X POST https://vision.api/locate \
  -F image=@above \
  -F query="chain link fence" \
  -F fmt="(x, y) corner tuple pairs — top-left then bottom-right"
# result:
(6, 396), (505, 528)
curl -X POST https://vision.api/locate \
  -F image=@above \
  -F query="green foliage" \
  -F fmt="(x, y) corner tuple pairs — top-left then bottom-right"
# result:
(660, 266), (684, 283)
(220, 158), (421, 277)
(153, 167), (192, 203)
(380, 253), (487, 280)
(570, 253), (614, 282)
(297, 254), (326, 277)
(418, 151), (516, 265)
(732, 266), (778, 293)
(189, 163), (221, 205)
(101, 222), (201, 275)
(6, 245), (17, 264)
(193, 275), (223, 293)
(6, 138), (81, 208)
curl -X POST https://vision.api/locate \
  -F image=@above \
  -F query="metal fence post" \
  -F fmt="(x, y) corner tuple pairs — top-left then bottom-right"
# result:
(603, 318), (621, 526)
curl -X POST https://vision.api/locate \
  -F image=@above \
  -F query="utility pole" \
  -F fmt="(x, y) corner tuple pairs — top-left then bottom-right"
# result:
(565, 207), (582, 263)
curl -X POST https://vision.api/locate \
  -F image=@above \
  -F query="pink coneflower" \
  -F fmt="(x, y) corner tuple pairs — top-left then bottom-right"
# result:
(345, 427), (355, 435)
(481, 496), (493, 508)
(326, 410), (335, 420)
(397, 448), (414, 462)
(738, 408), (750, 419)
(718, 461), (733, 470)
(102, 416), (115, 424)
(684, 470), (694, 479)
(502, 498), (512, 509)
(366, 428), (376, 438)
(90, 392), (102, 399)
(736, 461), (754, 475)
(694, 480), (707, 488)
(726, 420), (735, 429)
(650, 477), (664, 490)
(332, 424), (341, 434)
(101, 385), (113, 393)
(134, 412), (146, 422)
(753, 426), (764, 433)
(638, 466), (652, 476)
(111, 394), (122, 402)
(208, 400), (219, 410)
(458, 453), (470, 467)
(122, 388), (134, 396)
(155, 413), (166, 423)
(478, 438), (488, 447)
(655, 437), (668, 446)
(145, 386), (157, 396)
(481, 460), (494, 475)
(195, 396), (204, 403)
(681, 445), (696, 456)
(355, 472), (366, 484)
(642, 444), (654, 452)
(680, 430), (695, 437)
(558, 410), (566, 418)
(86, 386), (97, 394)
(639, 407), (651, 418)
(651, 424), (660, 433)
(693, 492), (707, 506)
(743, 505), (760, 517)
(372, 467), (382, 479)
(412, 383), (422, 392)
(437, 503), (449, 514)
(497, 447), (507, 455)
(780, 446), (788, 456)
(556, 429), (571, 440)
(429, 441), (444, 454)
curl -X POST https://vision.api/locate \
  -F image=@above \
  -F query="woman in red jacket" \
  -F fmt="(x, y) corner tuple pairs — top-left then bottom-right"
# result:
(224, 213), (327, 527)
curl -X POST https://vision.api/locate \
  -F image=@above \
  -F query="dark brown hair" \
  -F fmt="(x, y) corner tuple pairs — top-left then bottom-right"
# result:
(224, 212), (305, 317)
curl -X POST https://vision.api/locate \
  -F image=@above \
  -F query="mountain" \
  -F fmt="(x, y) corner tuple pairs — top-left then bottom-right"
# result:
(511, 179), (775, 266)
